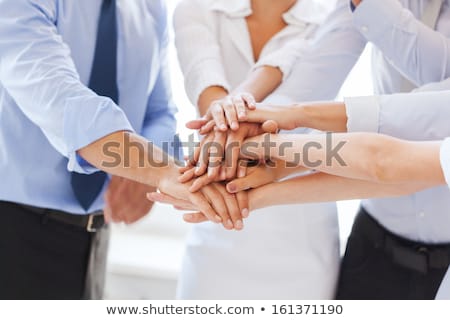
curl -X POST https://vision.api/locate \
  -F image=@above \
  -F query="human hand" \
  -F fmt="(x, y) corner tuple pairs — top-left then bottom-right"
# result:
(183, 122), (275, 184)
(226, 160), (309, 193)
(148, 181), (249, 231)
(187, 93), (257, 132)
(104, 176), (156, 224)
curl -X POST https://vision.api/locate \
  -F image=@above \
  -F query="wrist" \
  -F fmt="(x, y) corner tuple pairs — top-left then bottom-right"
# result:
(249, 183), (276, 211)
(352, 0), (362, 7)
(291, 104), (308, 128)
(155, 162), (178, 190)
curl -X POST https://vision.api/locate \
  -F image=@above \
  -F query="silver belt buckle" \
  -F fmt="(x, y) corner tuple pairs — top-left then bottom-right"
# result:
(86, 214), (97, 233)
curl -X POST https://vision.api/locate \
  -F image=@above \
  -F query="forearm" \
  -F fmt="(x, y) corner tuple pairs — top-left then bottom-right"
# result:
(297, 102), (348, 132)
(233, 66), (283, 102)
(197, 86), (229, 116)
(246, 101), (348, 132)
(273, 162), (310, 180)
(265, 133), (445, 185)
(248, 171), (427, 211)
(78, 131), (179, 188)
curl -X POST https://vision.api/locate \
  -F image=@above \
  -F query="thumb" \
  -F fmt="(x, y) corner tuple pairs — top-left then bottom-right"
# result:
(262, 120), (279, 133)
(186, 118), (209, 130)
(183, 212), (209, 224)
(227, 175), (255, 193)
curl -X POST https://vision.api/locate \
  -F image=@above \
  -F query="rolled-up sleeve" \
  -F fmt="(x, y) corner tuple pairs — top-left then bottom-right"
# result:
(0, 0), (134, 173)
(353, 0), (450, 86)
(253, 38), (309, 81)
(269, 0), (366, 103)
(346, 87), (450, 140)
(344, 96), (381, 133)
(173, 0), (231, 106)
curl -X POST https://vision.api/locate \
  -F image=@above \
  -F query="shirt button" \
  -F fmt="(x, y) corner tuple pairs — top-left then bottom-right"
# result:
(419, 212), (426, 218)
(361, 26), (369, 33)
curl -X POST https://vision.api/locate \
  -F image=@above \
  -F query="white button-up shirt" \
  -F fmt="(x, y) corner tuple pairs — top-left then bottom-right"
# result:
(272, 0), (450, 243)
(174, 0), (335, 105)
(173, 0), (341, 299)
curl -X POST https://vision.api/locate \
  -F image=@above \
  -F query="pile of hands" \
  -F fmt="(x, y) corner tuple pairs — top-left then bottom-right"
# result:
(148, 93), (303, 231)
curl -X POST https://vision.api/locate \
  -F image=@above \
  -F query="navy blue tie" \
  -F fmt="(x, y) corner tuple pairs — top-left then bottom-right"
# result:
(71, 0), (119, 212)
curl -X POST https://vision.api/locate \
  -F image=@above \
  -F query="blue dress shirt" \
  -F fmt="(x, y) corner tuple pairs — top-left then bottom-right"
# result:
(0, 0), (177, 214)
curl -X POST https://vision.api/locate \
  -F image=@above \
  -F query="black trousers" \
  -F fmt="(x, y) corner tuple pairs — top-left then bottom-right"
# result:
(336, 208), (450, 300)
(0, 201), (107, 300)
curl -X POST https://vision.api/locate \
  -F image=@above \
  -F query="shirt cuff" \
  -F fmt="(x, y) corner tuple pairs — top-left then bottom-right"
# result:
(65, 97), (135, 174)
(352, 0), (403, 41)
(440, 138), (450, 190)
(344, 95), (380, 133)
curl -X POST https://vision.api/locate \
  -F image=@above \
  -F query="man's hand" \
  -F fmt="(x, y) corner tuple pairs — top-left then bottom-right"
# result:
(352, 0), (362, 7)
(104, 176), (156, 224)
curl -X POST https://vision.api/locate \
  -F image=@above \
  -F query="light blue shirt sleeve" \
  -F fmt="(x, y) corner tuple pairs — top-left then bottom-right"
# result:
(0, 0), (134, 174)
(140, 5), (180, 159)
(353, 0), (450, 86)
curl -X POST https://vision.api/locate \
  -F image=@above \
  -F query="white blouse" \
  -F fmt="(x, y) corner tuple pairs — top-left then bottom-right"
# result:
(173, 0), (340, 299)
(174, 0), (335, 105)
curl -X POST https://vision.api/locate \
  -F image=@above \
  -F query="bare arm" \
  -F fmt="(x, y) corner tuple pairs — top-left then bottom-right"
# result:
(248, 171), (428, 211)
(175, 171), (433, 223)
(245, 102), (348, 132)
(245, 132), (445, 186)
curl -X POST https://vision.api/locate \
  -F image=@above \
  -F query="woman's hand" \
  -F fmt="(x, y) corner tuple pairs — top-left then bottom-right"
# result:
(183, 123), (275, 183)
(148, 181), (249, 231)
(226, 160), (309, 193)
(187, 93), (257, 132)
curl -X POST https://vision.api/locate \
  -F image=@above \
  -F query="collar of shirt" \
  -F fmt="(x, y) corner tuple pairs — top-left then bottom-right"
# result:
(208, 0), (335, 26)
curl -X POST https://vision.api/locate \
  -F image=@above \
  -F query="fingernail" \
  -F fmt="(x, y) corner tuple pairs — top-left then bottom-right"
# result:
(215, 215), (222, 223)
(239, 112), (246, 118)
(220, 124), (227, 131)
(184, 214), (193, 220)
(226, 219), (233, 228)
(231, 122), (239, 130)
(227, 184), (237, 193)
(235, 220), (244, 230)
(242, 208), (249, 218)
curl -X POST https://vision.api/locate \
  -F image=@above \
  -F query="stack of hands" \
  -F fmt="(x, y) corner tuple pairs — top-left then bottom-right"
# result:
(148, 93), (307, 231)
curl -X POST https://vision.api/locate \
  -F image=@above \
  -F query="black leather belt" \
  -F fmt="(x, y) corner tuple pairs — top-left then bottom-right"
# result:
(18, 203), (105, 233)
(356, 207), (450, 274)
